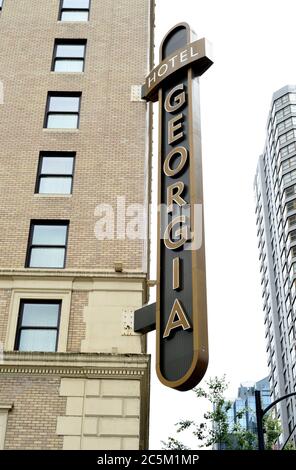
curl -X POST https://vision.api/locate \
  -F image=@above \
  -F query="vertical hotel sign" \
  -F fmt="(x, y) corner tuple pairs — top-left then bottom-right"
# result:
(141, 24), (213, 391)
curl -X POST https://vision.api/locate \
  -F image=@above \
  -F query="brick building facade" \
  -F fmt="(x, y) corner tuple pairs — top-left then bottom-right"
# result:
(0, 0), (154, 450)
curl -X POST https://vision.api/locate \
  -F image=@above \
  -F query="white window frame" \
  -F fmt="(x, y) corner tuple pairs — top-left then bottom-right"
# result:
(5, 290), (71, 352)
(0, 404), (13, 450)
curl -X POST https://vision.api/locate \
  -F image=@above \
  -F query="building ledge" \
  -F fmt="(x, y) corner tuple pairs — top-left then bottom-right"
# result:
(0, 404), (13, 411)
(0, 351), (150, 377)
(0, 268), (147, 280)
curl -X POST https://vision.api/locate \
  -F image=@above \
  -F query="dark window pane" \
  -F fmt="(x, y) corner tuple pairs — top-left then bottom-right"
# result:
(49, 96), (80, 112)
(41, 157), (74, 175)
(18, 330), (57, 352)
(47, 114), (78, 129)
(29, 248), (65, 268)
(22, 303), (59, 327)
(61, 11), (89, 21)
(39, 177), (72, 194)
(54, 59), (84, 73)
(32, 225), (67, 245)
(63, 0), (89, 8)
(56, 44), (85, 58)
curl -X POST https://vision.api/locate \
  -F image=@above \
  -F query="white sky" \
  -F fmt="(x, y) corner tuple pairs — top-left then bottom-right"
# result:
(148, 0), (296, 449)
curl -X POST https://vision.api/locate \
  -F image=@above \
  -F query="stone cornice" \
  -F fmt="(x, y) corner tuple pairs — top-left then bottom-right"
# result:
(0, 404), (13, 411)
(0, 268), (147, 280)
(0, 352), (150, 378)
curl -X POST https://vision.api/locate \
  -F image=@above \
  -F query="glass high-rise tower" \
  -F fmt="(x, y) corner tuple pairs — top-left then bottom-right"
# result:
(254, 85), (296, 444)
(215, 377), (271, 450)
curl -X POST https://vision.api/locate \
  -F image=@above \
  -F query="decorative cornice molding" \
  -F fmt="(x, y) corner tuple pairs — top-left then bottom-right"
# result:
(0, 404), (13, 411)
(3, 351), (150, 363)
(0, 352), (150, 378)
(0, 269), (147, 280)
(0, 365), (146, 378)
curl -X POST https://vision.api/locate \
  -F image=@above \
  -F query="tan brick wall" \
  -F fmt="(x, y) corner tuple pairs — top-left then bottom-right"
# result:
(0, 353), (150, 450)
(0, 374), (66, 449)
(0, 0), (152, 271)
(0, 0), (153, 450)
(0, 290), (11, 344)
(67, 290), (88, 353)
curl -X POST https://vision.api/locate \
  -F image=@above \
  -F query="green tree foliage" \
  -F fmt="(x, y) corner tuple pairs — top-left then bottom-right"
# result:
(263, 415), (281, 450)
(284, 440), (296, 450)
(161, 376), (286, 450)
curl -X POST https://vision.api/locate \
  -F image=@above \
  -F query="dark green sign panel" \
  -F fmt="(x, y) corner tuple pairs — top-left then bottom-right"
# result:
(137, 23), (213, 391)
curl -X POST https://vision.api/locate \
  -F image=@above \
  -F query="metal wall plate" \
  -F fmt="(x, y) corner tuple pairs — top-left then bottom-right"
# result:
(131, 85), (144, 102)
(122, 308), (138, 335)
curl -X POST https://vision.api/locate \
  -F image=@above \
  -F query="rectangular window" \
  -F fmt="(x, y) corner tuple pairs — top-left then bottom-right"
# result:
(275, 94), (289, 110)
(15, 300), (61, 352)
(44, 92), (81, 129)
(276, 105), (296, 122)
(289, 230), (296, 243)
(282, 168), (296, 185)
(278, 116), (296, 133)
(36, 152), (75, 194)
(0, 405), (12, 450)
(26, 221), (69, 268)
(282, 155), (296, 171)
(288, 214), (296, 228)
(278, 129), (296, 145)
(286, 214), (296, 227)
(286, 199), (296, 213)
(53, 40), (86, 72)
(59, 0), (90, 21)
(285, 185), (296, 198)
